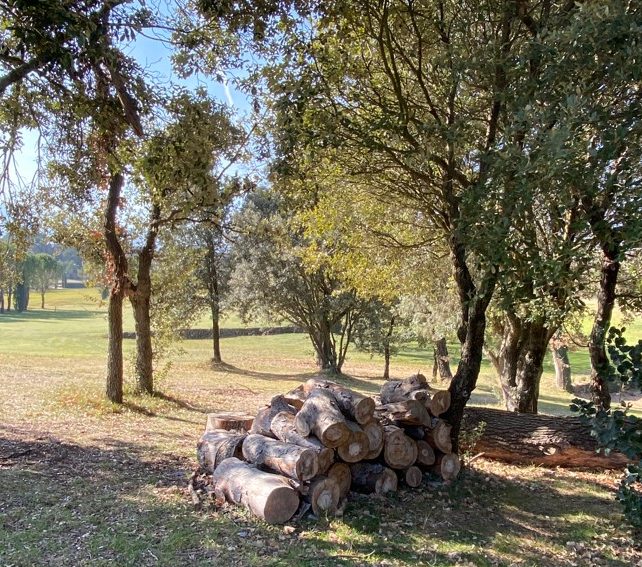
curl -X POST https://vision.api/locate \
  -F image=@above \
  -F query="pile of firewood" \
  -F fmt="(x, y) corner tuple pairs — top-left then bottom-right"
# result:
(196, 374), (459, 524)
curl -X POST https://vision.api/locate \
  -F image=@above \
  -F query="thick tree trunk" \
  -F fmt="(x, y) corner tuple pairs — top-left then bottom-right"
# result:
(461, 406), (628, 468)
(588, 252), (619, 410)
(103, 172), (129, 404)
(551, 343), (573, 393)
(496, 314), (553, 413)
(313, 322), (339, 374)
(433, 338), (453, 380)
(212, 457), (299, 524)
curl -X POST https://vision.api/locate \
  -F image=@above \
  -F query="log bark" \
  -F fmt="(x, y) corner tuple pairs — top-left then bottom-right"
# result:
(327, 462), (352, 500)
(415, 440), (436, 467)
(251, 395), (296, 437)
(242, 434), (319, 481)
(302, 378), (375, 424)
(270, 411), (334, 473)
(383, 425), (418, 469)
(426, 420), (453, 454)
(462, 406), (628, 468)
(283, 385), (307, 410)
(380, 373), (428, 404)
(363, 420), (384, 460)
(376, 400), (431, 427)
(398, 465), (423, 488)
(212, 457), (299, 524)
(207, 412), (254, 432)
(295, 388), (351, 448)
(337, 421), (370, 463)
(197, 430), (246, 472)
(304, 476), (340, 517)
(349, 463), (398, 494)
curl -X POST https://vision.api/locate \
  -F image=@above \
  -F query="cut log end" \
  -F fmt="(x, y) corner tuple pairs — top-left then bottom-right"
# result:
(399, 465), (423, 488)
(207, 412), (254, 432)
(263, 486), (301, 524)
(307, 477), (340, 517)
(328, 462), (352, 499)
(439, 453), (461, 482)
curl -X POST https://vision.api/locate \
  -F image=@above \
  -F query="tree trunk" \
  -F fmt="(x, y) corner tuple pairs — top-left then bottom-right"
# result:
(130, 203), (159, 395)
(40, 287), (45, 309)
(106, 291), (124, 404)
(551, 343), (573, 393)
(433, 338), (453, 380)
(383, 342), (391, 380)
(312, 322), (339, 374)
(103, 172), (129, 404)
(212, 457), (299, 524)
(496, 314), (553, 413)
(0, 288), (4, 313)
(588, 251), (619, 410)
(205, 233), (223, 364)
(461, 406), (628, 468)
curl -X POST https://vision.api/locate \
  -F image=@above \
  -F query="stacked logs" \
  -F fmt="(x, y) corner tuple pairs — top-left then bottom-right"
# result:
(196, 374), (458, 524)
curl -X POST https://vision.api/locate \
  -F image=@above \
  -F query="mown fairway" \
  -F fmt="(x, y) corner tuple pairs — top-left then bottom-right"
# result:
(1, 288), (641, 566)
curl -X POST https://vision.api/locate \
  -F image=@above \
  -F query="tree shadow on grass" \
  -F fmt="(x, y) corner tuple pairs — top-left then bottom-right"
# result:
(0, 309), (100, 323)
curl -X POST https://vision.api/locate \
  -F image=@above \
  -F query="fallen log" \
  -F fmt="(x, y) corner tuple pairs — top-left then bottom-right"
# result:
(295, 388), (351, 448)
(380, 374), (428, 404)
(212, 457), (299, 524)
(425, 388), (451, 417)
(350, 463), (398, 494)
(398, 465), (423, 488)
(197, 430), (246, 472)
(327, 462), (352, 500)
(303, 476), (341, 517)
(283, 385), (307, 409)
(377, 400), (431, 427)
(363, 420), (384, 460)
(303, 378), (375, 424)
(206, 412), (254, 432)
(426, 419), (453, 454)
(383, 425), (418, 469)
(462, 406), (629, 469)
(415, 440), (436, 467)
(337, 421), (370, 463)
(242, 434), (319, 481)
(270, 411), (334, 474)
(251, 395), (296, 437)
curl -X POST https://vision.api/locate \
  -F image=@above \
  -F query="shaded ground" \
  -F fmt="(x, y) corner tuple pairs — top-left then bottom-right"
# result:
(1, 352), (641, 567)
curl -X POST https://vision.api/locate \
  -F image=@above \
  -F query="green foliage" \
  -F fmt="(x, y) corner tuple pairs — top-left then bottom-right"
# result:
(571, 328), (642, 528)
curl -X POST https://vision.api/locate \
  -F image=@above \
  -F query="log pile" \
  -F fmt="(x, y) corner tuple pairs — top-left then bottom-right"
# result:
(196, 374), (458, 524)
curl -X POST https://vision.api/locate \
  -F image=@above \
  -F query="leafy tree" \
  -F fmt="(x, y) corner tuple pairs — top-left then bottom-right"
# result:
(31, 252), (59, 308)
(230, 190), (361, 374)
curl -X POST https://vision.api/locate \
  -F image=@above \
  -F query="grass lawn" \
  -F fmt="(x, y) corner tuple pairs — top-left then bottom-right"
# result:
(1, 288), (641, 566)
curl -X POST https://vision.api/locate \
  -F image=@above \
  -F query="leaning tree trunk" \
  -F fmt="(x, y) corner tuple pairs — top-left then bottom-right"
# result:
(104, 172), (129, 404)
(433, 338), (453, 381)
(444, 234), (497, 451)
(588, 249), (620, 411)
(130, 205), (159, 395)
(495, 314), (553, 413)
(551, 343), (573, 393)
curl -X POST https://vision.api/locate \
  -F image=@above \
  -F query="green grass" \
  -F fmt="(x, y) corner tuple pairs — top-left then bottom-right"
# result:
(1, 288), (641, 566)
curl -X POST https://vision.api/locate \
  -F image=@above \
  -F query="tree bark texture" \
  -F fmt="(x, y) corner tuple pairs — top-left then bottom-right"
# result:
(495, 314), (554, 413)
(588, 252), (619, 410)
(551, 343), (573, 393)
(433, 338), (453, 380)
(242, 434), (319, 481)
(130, 203), (160, 395)
(251, 395), (297, 437)
(303, 378), (375, 424)
(462, 406), (628, 468)
(197, 430), (246, 472)
(103, 172), (129, 404)
(294, 388), (350, 448)
(211, 457), (299, 524)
